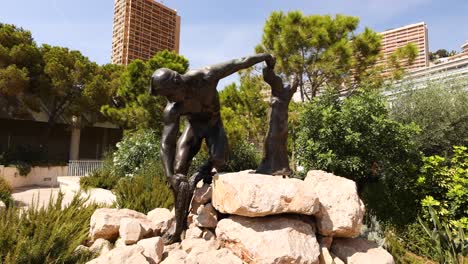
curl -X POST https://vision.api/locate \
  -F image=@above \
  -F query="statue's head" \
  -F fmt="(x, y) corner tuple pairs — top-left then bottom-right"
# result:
(150, 68), (184, 101)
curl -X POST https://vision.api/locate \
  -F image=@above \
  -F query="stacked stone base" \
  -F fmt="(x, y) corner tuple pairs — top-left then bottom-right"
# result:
(83, 170), (394, 264)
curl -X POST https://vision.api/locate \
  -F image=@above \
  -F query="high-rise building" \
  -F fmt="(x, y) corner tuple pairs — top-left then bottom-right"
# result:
(378, 22), (429, 74)
(111, 0), (181, 65)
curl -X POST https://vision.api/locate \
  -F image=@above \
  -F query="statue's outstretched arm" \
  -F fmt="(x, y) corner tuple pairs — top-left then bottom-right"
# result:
(262, 66), (283, 93)
(161, 102), (180, 185)
(204, 53), (274, 81)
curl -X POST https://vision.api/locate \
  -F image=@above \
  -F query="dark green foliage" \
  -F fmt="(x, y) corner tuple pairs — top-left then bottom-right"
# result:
(0, 193), (98, 264)
(102, 50), (189, 131)
(0, 177), (13, 208)
(224, 141), (260, 172)
(114, 160), (173, 214)
(296, 89), (420, 226)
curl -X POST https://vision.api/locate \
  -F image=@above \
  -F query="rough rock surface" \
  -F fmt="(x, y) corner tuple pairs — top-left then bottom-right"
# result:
(216, 215), (320, 264)
(89, 238), (111, 256)
(137, 237), (164, 264)
(331, 238), (394, 264)
(304, 171), (365, 238)
(187, 248), (244, 264)
(193, 183), (212, 204)
(119, 218), (144, 245)
(212, 171), (319, 217)
(185, 225), (203, 239)
(194, 203), (218, 228)
(160, 249), (188, 264)
(319, 247), (334, 264)
(90, 208), (147, 241)
(86, 245), (148, 264)
(147, 208), (174, 235)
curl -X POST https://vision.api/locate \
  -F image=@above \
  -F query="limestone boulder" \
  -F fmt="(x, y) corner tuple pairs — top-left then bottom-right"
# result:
(193, 183), (212, 204)
(137, 237), (164, 264)
(212, 171), (319, 217)
(331, 238), (394, 264)
(160, 249), (188, 264)
(147, 208), (175, 235)
(185, 225), (203, 239)
(90, 208), (147, 241)
(194, 203), (218, 228)
(187, 248), (244, 264)
(304, 171), (365, 238)
(181, 238), (219, 255)
(216, 215), (320, 264)
(90, 238), (112, 256)
(119, 218), (144, 245)
(86, 245), (149, 264)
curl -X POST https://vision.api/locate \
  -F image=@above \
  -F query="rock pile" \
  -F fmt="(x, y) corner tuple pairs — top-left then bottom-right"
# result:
(83, 170), (394, 264)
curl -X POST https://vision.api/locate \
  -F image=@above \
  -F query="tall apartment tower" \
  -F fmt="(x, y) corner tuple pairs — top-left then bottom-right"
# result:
(111, 0), (180, 65)
(379, 22), (429, 74)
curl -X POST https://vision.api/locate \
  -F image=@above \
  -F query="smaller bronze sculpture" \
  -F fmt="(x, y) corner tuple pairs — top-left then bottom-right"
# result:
(150, 53), (274, 244)
(256, 61), (298, 176)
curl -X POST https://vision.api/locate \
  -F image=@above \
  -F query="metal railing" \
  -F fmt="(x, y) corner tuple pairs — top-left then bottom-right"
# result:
(68, 160), (103, 176)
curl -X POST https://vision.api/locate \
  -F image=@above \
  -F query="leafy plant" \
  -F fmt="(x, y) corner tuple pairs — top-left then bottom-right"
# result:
(0, 177), (13, 208)
(417, 146), (468, 232)
(419, 206), (467, 263)
(80, 152), (121, 190)
(113, 129), (160, 177)
(390, 76), (468, 156)
(0, 192), (98, 264)
(114, 160), (173, 214)
(224, 140), (260, 172)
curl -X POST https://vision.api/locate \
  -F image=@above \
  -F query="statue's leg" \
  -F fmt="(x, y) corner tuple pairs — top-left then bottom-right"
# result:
(204, 120), (228, 183)
(164, 123), (202, 244)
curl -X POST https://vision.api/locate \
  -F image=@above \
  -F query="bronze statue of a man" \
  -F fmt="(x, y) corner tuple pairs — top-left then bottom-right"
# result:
(256, 63), (298, 176)
(150, 53), (274, 244)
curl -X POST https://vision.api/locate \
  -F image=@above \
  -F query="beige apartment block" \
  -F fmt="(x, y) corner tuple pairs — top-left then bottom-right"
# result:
(378, 22), (429, 74)
(111, 0), (180, 65)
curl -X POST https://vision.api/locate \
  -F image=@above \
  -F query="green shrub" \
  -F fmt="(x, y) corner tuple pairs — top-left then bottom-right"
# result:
(0, 193), (98, 264)
(417, 146), (468, 232)
(80, 152), (121, 190)
(296, 89), (421, 226)
(0, 177), (13, 208)
(390, 76), (468, 156)
(418, 207), (467, 263)
(113, 129), (160, 177)
(225, 141), (260, 172)
(115, 160), (173, 214)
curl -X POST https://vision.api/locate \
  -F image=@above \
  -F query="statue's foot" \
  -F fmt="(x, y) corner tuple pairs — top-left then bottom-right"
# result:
(162, 231), (181, 245)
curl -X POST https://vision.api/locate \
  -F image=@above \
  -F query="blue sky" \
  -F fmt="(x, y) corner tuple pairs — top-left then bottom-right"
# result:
(1, 0), (467, 88)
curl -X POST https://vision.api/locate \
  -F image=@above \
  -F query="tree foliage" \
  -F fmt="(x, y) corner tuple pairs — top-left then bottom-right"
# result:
(101, 50), (189, 131)
(390, 76), (468, 156)
(0, 23), (42, 117)
(257, 12), (382, 100)
(220, 69), (269, 147)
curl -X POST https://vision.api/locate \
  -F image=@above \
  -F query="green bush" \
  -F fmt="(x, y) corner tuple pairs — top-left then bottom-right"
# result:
(225, 141), (260, 172)
(80, 152), (121, 190)
(417, 146), (468, 232)
(418, 207), (467, 263)
(114, 160), (173, 214)
(296, 89), (421, 227)
(0, 193), (98, 264)
(390, 76), (468, 156)
(113, 129), (160, 177)
(0, 177), (13, 208)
